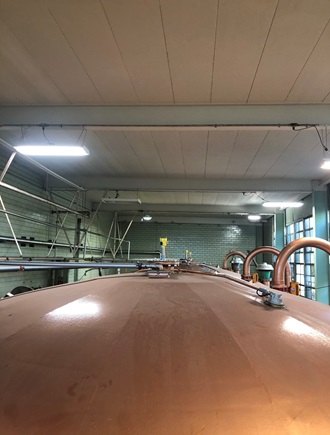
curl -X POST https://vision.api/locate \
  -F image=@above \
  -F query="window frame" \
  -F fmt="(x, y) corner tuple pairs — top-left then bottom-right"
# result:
(285, 216), (315, 300)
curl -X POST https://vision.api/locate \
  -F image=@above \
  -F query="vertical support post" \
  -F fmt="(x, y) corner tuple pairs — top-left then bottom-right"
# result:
(117, 221), (123, 257)
(113, 212), (117, 258)
(275, 213), (285, 251)
(0, 151), (16, 182)
(255, 225), (263, 265)
(47, 191), (79, 255)
(313, 189), (329, 304)
(127, 241), (130, 260)
(73, 218), (81, 282)
(0, 195), (23, 257)
(102, 217), (115, 258)
(114, 220), (133, 257)
(0, 152), (23, 255)
(72, 199), (103, 257)
(83, 231), (87, 260)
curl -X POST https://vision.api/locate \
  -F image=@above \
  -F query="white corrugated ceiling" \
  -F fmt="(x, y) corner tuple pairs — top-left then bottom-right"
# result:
(1, 0), (330, 221)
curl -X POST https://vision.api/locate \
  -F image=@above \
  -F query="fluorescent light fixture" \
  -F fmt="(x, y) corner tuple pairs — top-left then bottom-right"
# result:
(248, 215), (261, 222)
(14, 145), (89, 156)
(142, 214), (152, 221)
(102, 198), (141, 204)
(263, 202), (303, 208)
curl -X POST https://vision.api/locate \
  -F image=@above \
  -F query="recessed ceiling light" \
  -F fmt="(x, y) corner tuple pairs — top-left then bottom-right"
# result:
(14, 145), (89, 156)
(248, 215), (261, 222)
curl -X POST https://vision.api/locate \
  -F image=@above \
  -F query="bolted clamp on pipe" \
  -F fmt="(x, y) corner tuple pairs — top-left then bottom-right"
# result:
(256, 288), (285, 308)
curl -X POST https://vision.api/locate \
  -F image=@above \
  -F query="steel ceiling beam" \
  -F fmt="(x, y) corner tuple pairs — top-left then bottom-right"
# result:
(1, 104), (330, 127)
(51, 176), (312, 193)
(94, 203), (277, 215)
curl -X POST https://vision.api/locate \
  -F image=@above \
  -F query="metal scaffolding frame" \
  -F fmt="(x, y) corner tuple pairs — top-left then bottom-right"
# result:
(0, 140), (134, 263)
(102, 212), (132, 260)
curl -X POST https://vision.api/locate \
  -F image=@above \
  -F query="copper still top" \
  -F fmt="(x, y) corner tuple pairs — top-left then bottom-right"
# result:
(1, 271), (330, 434)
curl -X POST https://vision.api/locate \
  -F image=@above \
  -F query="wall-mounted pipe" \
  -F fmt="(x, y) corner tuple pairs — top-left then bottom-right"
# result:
(0, 208), (76, 230)
(0, 181), (86, 216)
(0, 261), (144, 273)
(0, 235), (121, 256)
(222, 251), (246, 270)
(242, 246), (291, 287)
(273, 237), (330, 290)
(0, 209), (124, 242)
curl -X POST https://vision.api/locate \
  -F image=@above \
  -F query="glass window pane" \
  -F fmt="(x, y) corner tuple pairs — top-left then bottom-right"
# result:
(287, 217), (315, 301)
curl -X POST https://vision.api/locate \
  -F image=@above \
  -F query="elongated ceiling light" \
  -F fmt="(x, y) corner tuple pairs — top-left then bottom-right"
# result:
(102, 198), (141, 204)
(14, 145), (89, 156)
(262, 202), (303, 208)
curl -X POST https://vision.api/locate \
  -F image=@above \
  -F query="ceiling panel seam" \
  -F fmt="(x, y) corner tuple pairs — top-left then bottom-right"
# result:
(285, 15), (330, 102)
(262, 129), (300, 178)
(99, 0), (140, 103)
(122, 131), (148, 174)
(0, 17), (69, 104)
(179, 131), (187, 179)
(224, 130), (239, 179)
(150, 131), (168, 176)
(209, 0), (220, 103)
(243, 130), (270, 176)
(203, 131), (210, 179)
(45, 3), (104, 103)
(246, 0), (280, 103)
(158, 0), (175, 103)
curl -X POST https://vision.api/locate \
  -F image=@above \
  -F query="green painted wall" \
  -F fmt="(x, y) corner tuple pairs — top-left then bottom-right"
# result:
(0, 148), (115, 296)
(122, 221), (259, 267)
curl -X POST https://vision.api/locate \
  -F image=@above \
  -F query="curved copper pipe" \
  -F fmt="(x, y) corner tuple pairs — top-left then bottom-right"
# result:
(242, 246), (291, 287)
(273, 237), (330, 290)
(222, 251), (247, 269)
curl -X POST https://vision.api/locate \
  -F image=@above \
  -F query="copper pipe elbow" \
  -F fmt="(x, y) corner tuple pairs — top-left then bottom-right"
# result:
(222, 251), (247, 269)
(273, 237), (330, 289)
(242, 246), (291, 287)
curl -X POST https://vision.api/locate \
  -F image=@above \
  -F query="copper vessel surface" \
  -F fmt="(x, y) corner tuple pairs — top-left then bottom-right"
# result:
(1, 270), (330, 434)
